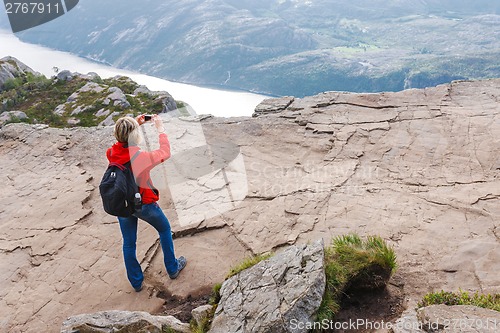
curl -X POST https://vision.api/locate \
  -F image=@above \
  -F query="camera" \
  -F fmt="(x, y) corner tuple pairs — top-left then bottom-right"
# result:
(144, 115), (153, 121)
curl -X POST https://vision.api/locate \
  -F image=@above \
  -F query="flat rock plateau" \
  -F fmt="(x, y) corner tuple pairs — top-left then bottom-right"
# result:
(0, 79), (499, 332)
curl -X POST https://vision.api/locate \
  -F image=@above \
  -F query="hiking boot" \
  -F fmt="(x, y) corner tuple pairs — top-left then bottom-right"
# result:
(169, 256), (187, 279)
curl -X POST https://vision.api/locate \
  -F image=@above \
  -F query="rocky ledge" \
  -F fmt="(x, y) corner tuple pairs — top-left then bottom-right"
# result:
(0, 79), (499, 332)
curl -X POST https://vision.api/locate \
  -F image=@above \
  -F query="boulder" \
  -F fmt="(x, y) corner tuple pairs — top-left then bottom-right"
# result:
(191, 304), (214, 327)
(133, 86), (179, 112)
(78, 72), (101, 81)
(209, 240), (325, 333)
(67, 117), (80, 126)
(70, 105), (92, 115)
(56, 70), (74, 81)
(392, 308), (425, 333)
(1, 56), (36, 75)
(78, 81), (105, 93)
(133, 85), (154, 95)
(95, 108), (111, 117)
(66, 91), (79, 102)
(106, 87), (131, 109)
(0, 111), (28, 125)
(0, 56), (36, 90)
(99, 111), (120, 126)
(60, 310), (190, 333)
(159, 94), (178, 112)
(54, 104), (67, 115)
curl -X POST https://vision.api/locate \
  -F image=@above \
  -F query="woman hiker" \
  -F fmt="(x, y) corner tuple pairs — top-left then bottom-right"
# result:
(106, 114), (186, 292)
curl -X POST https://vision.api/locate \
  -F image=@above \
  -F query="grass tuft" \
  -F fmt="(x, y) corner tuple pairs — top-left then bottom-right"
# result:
(209, 283), (222, 306)
(226, 253), (272, 279)
(418, 290), (500, 312)
(315, 234), (397, 326)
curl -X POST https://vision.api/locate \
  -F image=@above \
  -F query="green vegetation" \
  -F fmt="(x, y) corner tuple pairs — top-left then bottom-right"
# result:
(209, 283), (222, 306)
(1, 74), (87, 127)
(316, 234), (397, 323)
(418, 290), (500, 312)
(0, 71), (181, 128)
(3, 77), (24, 91)
(102, 76), (139, 94)
(226, 253), (273, 279)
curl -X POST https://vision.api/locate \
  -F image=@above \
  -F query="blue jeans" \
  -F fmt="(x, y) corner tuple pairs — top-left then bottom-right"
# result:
(118, 203), (179, 289)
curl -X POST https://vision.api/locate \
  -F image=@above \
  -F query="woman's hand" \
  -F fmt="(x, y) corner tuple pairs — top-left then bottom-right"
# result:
(153, 115), (165, 133)
(135, 114), (146, 126)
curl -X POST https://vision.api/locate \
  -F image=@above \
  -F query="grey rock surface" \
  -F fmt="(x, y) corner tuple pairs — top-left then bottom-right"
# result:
(191, 304), (213, 327)
(60, 310), (190, 333)
(209, 240), (325, 333)
(253, 96), (295, 116)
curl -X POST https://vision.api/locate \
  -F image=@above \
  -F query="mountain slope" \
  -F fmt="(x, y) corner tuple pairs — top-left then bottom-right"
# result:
(9, 0), (500, 96)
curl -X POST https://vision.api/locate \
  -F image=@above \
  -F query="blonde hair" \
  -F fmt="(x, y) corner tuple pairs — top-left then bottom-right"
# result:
(114, 116), (142, 145)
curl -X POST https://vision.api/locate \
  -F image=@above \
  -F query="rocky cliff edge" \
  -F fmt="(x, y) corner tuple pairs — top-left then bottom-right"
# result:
(0, 79), (499, 332)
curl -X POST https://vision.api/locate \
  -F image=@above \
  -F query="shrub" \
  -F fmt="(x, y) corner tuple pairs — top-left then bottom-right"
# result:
(2, 77), (24, 91)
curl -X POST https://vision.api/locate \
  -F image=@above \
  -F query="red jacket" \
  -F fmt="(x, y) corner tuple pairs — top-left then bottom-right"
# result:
(106, 133), (171, 204)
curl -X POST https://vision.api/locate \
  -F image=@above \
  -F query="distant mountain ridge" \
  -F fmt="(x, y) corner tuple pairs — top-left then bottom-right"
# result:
(7, 0), (500, 96)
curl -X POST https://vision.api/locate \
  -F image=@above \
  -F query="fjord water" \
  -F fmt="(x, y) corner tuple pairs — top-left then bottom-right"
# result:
(0, 30), (267, 117)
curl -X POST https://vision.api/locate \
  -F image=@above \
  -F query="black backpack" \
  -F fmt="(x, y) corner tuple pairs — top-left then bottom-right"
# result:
(99, 151), (141, 217)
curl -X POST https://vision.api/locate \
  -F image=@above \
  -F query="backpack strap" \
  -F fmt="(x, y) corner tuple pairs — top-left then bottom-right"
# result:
(126, 150), (141, 167)
(126, 150), (141, 184)
(108, 151), (141, 169)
